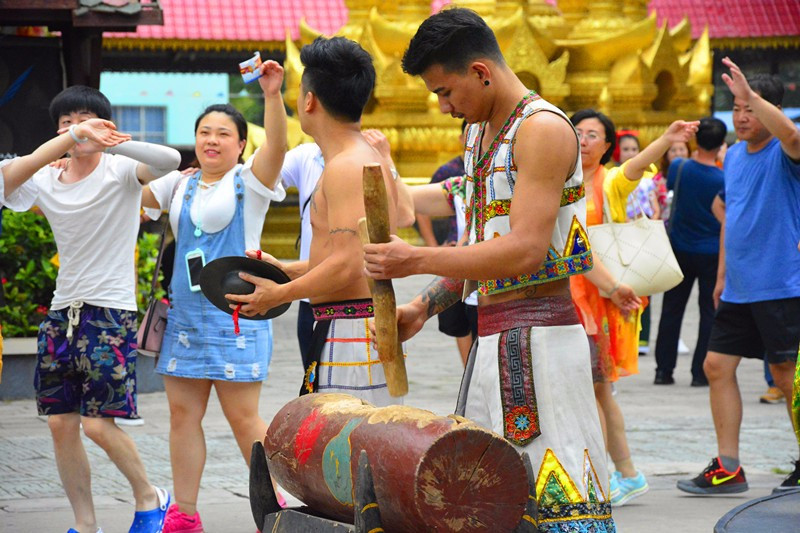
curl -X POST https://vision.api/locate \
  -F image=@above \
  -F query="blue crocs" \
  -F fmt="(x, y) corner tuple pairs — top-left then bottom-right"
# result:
(129, 486), (171, 533)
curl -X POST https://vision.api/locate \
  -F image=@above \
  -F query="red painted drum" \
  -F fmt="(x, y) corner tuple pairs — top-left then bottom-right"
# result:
(264, 394), (529, 532)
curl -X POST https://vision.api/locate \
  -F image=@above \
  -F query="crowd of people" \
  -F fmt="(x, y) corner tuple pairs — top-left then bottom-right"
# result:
(1, 6), (798, 533)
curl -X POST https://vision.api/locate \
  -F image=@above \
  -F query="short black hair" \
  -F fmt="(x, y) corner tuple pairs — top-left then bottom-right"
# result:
(49, 85), (112, 125)
(194, 103), (248, 142)
(618, 133), (639, 148)
(300, 36), (375, 123)
(696, 117), (727, 151)
(570, 109), (616, 165)
(748, 73), (784, 107)
(402, 7), (503, 76)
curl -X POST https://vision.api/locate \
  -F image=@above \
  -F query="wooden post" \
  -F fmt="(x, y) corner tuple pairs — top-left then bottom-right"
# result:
(361, 164), (408, 397)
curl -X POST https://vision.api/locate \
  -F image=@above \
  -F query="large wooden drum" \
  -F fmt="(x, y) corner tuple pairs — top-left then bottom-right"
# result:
(264, 394), (529, 532)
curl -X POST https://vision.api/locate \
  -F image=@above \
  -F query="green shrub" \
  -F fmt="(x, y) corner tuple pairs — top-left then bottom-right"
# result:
(0, 210), (58, 337)
(0, 209), (165, 338)
(136, 230), (166, 316)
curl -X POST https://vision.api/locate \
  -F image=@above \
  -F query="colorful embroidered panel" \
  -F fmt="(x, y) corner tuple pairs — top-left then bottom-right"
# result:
(532, 448), (616, 532)
(463, 91), (592, 296)
(561, 183), (585, 207)
(497, 327), (541, 446)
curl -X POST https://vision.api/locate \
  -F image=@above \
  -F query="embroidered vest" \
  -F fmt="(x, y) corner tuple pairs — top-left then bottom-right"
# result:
(464, 91), (592, 296)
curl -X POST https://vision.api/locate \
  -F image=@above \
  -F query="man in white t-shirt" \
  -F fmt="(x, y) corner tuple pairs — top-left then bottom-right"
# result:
(0, 86), (180, 533)
(278, 142), (324, 366)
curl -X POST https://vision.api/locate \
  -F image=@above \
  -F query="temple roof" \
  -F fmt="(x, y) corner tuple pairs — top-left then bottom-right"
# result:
(106, 0), (348, 42)
(104, 0), (800, 46)
(649, 0), (800, 40)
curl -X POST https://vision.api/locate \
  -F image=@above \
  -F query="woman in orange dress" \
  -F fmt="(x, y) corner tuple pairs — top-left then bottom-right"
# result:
(570, 109), (698, 506)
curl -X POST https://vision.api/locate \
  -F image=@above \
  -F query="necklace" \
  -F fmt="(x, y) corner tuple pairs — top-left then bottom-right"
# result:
(194, 175), (223, 237)
(198, 180), (219, 190)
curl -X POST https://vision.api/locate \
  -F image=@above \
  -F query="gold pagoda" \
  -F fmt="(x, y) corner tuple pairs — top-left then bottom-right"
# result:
(285, 0), (712, 178)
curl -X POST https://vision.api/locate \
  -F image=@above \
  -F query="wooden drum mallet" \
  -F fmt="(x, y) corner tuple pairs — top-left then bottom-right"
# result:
(361, 163), (408, 397)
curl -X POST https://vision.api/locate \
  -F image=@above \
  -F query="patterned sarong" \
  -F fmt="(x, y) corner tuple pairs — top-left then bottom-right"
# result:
(464, 296), (615, 532)
(302, 299), (400, 407)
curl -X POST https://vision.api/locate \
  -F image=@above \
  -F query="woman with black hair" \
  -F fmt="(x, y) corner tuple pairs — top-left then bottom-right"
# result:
(569, 109), (697, 507)
(141, 60), (287, 531)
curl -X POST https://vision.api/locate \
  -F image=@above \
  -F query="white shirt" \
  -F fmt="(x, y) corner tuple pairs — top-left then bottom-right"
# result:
(0, 154), (142, 311)
(147, 154), (286, 251)
(450, 185), (478, 306)
(279, 143), (324, 262)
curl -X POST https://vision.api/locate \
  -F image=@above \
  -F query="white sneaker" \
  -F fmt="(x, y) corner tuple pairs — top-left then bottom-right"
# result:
(678, 339), (690, 354)
(115, 417), (144, 427)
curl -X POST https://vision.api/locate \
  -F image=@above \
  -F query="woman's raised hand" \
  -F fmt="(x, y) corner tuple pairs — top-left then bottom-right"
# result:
(258, 60), (285, 97)
(662, 120), (699, 145)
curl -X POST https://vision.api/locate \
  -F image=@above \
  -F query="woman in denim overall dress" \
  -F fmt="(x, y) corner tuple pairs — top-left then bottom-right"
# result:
(141, 61), (287, 532)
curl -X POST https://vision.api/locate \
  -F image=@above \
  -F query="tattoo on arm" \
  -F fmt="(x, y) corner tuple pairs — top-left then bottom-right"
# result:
(329, 227), (357, 236)
(419, 276), (465, 318)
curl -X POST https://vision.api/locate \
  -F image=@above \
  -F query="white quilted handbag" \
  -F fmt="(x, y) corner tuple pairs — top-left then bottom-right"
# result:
(587, 193), (684, 297)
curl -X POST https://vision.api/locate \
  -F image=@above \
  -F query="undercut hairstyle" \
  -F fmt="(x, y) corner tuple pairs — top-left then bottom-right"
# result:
(402, 7), (503, 76)
(696, 117), (727, 151)
(300, 36), (375, 123)
(49, 85), (112, 125)
(570, 109), (617, 165)
(194, 104), (248, 142)
(747, 73), (784, 107)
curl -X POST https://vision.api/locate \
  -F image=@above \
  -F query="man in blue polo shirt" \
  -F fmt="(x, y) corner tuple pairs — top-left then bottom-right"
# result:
(678, 58), (800, 495)
(654, 117), (726, 387)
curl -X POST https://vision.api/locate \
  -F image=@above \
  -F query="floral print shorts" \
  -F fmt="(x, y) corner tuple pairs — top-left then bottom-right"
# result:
(35, 304), (139, 418)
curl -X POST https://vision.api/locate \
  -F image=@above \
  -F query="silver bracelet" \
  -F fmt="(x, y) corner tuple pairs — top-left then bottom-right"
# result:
(609, 280), (621, 295)
(68, 124), (89, 144)
(390, 167), (399, 181)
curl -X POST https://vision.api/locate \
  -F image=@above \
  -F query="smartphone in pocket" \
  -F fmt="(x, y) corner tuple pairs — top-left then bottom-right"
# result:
(185, 248), (206, 292)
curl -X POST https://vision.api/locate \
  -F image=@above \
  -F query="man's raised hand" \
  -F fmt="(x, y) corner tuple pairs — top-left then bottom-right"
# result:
(721, 57), (754, 104)
(58, 118), (131, 151)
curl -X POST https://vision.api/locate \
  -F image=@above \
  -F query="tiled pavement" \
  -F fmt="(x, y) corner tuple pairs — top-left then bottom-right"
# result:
(1, 275), (796, 532)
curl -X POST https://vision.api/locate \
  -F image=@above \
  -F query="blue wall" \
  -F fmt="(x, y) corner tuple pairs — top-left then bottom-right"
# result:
(100, 72), (229, 147)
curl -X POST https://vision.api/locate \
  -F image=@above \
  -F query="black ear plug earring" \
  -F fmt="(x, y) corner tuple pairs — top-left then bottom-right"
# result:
(484, 80), (490, 86)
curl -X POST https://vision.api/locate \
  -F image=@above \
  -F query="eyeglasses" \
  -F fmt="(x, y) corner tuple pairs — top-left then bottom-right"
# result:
(576, 131), (602, 142)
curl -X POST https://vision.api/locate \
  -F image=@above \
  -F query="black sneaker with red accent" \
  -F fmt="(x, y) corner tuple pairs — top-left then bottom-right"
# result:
(677, 457), (749, 494)
(773, 459), (800, 493)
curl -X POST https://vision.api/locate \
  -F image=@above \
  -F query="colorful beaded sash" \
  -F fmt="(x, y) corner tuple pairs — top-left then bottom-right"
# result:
(311, 298), (374, 321)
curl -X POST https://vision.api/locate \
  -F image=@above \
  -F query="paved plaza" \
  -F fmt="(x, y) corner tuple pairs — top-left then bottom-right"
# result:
(0, 275), (796, 532)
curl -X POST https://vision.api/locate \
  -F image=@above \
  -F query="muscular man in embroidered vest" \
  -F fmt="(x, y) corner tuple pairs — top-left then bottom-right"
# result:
(363, 8), (622, 531)
(228, 37), (404, 407)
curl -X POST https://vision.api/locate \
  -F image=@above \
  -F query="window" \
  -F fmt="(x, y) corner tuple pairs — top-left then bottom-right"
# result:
(112, 106), (166, 143)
